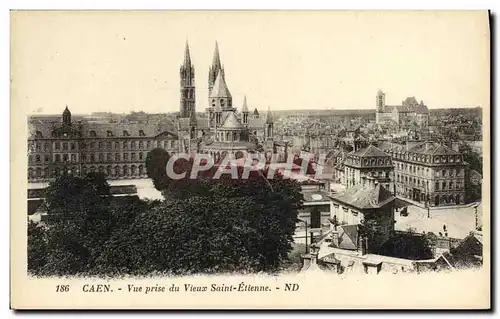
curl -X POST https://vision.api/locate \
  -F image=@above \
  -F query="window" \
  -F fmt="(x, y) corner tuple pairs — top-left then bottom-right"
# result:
(44, 155), (50, 162)
(147, 141), (151, 148)
(123, 142), (128, 149)
(139, 130), (145, 137)
(99, 153), (104, 162)
(35, 155), (40, 163)
(139, 152), (143, 160)
(115, 141), (119, 149)
(90, 142), (95, 149)
(90, 154), (95, 162)
(449, 181), (453, 189)
(90, 131), (97, 137)
(55, 142), (60, 150)
(139, 141), (143, 149)
(435, 182), (439, 190)
(35, 131), (43, 138)
(124, 153), (129, 161)
(63, 154), (68, 162)
(70, 142), (76, 150)
(131, 153), (136, 161)
(71, 154), (76, 162)
(98, 142), (103, 149)
(107, 141), (112, 149)
(107, 130), (113, 137)
(107, 153), (112, 161)
(115, 153), (120, 161)
(123, 130), (129, 137)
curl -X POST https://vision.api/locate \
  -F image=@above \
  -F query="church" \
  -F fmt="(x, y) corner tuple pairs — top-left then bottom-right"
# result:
(175, 41), (276, 159)
(375, 89), (429, 129)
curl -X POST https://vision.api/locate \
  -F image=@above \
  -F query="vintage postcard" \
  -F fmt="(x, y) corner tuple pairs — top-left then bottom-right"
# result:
(11, 10), (490, 310)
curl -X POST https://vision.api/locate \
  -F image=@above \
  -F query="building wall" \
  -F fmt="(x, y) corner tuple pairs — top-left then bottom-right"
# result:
(27, 136), (179, 182)
(393, 159), (466, 206)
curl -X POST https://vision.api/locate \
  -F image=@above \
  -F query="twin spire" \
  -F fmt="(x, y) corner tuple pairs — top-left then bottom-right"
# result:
(181, 40), (271, 122)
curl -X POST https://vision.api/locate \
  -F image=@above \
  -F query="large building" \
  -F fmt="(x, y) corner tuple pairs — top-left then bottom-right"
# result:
(27, 107), (179, 182)
(342, 144), (394, 192)
(375, 90), (429, 129)
(381, 141), (467, 207)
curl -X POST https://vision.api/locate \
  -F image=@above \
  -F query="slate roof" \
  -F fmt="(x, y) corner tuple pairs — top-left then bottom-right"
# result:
(221, 112), (243, 130)
(330, 183), (395, 210)
(210, 70), (232, 99)
(350, 144), (391, 158)
(302, 190), (331, 203)
(407, 141), (460, 156)
(337, 225), (359, 250)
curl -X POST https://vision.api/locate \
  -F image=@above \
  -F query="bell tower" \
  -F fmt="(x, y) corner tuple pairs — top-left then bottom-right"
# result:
(180, 41), (196, 118)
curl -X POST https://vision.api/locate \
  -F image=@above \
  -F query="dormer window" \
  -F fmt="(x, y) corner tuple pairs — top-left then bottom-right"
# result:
(90, 130), (97, 137)
(107, 130), (113, 137)
(212, 99), (216, 107)
(35, 131), (43, 138)
(123, 130), (129, 137)
(139, 130), (145, 137)
(220, 99), (225, 107)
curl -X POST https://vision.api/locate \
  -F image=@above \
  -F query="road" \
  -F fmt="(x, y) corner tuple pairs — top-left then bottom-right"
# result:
(394, 204), (478, 239)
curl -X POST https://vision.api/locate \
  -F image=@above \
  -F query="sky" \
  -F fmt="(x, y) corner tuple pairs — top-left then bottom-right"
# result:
(11, 11), (490, 115)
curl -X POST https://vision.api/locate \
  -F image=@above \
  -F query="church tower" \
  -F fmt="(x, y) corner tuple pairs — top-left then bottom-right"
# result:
(376, 89), (386, 124)
(208, 41), (225, 94)
(180, 41), (196, 118)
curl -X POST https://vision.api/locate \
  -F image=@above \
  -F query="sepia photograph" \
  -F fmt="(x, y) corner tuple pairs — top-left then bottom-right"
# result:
(10, 10), (490, 310)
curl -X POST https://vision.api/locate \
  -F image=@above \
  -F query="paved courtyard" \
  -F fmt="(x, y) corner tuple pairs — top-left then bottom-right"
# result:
(394, 203), (479, 239)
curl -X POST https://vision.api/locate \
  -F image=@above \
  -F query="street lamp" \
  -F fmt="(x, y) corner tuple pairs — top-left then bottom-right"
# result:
(297, 218), (309, 253)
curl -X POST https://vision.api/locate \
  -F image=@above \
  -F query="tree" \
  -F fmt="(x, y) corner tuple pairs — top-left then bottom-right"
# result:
(145, 148), (171, 191)
(27, 221), (47, 274)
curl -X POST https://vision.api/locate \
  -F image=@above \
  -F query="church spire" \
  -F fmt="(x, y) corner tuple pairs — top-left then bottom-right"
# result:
(209, 41), (225, 93)
(242, 95), (249, 113)
(183, 40), (192, 67)
(212, 41), (222, 71)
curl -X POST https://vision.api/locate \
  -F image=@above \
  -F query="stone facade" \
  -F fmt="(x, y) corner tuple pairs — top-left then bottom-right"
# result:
(382, 141), (466, 207)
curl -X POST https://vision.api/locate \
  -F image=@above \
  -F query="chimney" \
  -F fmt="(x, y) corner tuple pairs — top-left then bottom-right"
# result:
(331, 230), (339, 247)
(310, 243), (320, 265)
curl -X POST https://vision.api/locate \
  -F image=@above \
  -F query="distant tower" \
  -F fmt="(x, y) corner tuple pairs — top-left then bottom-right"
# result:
(180, 41), (196, 118)
(265, 106), (274, 140)
(62, 105), (71, 125)
(208, 41), (225, 94)
(376, 89), (386, 124)
(242, 95), (249, 125)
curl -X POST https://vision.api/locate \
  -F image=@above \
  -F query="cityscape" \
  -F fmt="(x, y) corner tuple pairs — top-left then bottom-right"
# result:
(26, 38), (484, 277)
